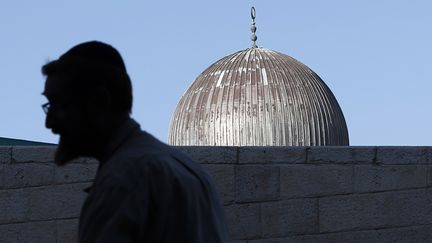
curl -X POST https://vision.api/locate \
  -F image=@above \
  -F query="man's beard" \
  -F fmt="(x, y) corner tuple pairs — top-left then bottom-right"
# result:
(54, 134), (93, 166)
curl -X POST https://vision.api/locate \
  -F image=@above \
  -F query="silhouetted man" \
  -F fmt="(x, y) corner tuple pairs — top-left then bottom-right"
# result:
(42, 41), (229, 243)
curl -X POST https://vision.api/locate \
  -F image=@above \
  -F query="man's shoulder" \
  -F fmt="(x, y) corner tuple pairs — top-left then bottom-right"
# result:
(111, 129), (166, 158)
(105, 130), (199, 175)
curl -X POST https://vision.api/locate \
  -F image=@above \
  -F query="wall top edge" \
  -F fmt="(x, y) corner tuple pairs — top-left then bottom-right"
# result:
(1, 145), (432, 149)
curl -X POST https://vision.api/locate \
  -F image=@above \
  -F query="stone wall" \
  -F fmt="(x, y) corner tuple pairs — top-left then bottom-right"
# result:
(0, 146), (431, 242)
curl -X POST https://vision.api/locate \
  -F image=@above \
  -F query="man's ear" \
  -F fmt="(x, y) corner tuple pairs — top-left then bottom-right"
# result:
(87, 87), (112, 112)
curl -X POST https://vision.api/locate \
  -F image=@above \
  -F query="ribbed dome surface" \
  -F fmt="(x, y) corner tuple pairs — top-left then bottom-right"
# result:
(168, 48), (349, 146)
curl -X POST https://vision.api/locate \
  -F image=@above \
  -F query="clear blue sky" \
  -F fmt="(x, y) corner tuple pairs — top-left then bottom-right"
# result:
(1, 1), (431, 145)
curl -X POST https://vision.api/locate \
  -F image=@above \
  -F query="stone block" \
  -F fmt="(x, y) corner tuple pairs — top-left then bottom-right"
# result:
(57, 218), (79, 243)
(308, 146), (375, 164)
(80, 157), (99, 164)
(176, 146), (238, 164)
(26, 186), (58, 221)
(376, 146), (429, 164)
(261, 198), (318, 237)
(0, 146), (11, 163)
(0, 165), (4, 193)
(55, 163), (98, 184)
(2, 163), (54, 188)
(248, 238), (286, 243)
(291, 224), (432, 243)
(354, 165), (428, 192)
(224, 203), (261, 240)
(319, 189), (432, 232)
(0, 164), (3, 188)
(64, 157), (97, 164)
(235, 165), (279, 202)
(429, 165), (432, 187)
(0, 220), (56, 243)
(238, 147), (306, 164)
(12, 146), (56, 163)
(202, 164), (235, 204)
(27, 183), (90, 221)
(0, 188), (27, 224)
(54, 183), (90, 219)
(280, 165), (352, 198)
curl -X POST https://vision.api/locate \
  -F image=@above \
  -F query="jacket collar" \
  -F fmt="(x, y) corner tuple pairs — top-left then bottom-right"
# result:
(98, 118), (140, 166)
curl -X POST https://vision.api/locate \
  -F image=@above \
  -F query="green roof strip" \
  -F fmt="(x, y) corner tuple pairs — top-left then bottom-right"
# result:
(0, 137), (56, 146)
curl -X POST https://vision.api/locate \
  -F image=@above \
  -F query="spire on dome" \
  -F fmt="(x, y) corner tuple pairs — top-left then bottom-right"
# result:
(251, 7), (257, 48)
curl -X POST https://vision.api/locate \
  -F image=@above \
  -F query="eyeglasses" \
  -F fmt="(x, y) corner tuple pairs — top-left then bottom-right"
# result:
(41, 102), (50, 114)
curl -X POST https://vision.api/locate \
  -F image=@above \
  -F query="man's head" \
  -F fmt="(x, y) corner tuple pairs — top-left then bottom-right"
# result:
(42, 41), (133, 165)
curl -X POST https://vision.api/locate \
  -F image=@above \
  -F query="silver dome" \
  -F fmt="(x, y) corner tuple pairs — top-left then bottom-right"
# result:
(168, 47), (349, 146)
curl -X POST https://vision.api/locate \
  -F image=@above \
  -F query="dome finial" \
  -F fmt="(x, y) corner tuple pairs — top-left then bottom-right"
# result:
(251, 6), (258, 48)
